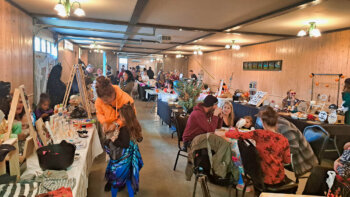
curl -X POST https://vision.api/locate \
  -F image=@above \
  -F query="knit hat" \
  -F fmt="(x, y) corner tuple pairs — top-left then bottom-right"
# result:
(203, 95), (218, 107)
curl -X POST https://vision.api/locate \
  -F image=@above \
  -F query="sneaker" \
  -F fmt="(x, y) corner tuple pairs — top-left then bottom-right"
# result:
(104, 182), (111, 192)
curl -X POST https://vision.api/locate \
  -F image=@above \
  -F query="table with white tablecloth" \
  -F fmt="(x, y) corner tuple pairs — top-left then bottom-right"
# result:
(21, 125), (103, 197)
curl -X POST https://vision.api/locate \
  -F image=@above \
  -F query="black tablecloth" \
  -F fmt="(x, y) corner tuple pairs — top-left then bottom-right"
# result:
(232, 102), (259, 124)
(282, 115), (350, 136)
(232, 102), (350, 136)
(138, 85), (153, 101)
(157, 99), (172, 126)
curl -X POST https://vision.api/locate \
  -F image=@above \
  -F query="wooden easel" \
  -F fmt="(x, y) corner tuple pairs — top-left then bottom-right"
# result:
(63, 64), (92, 119)
(5, 86), (39, 150)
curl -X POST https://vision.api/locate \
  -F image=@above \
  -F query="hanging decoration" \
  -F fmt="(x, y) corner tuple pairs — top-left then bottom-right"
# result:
(297, 22), (321, 37)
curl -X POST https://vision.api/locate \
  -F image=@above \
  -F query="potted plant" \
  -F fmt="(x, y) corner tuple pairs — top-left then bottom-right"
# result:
(175, 79), (203, 114)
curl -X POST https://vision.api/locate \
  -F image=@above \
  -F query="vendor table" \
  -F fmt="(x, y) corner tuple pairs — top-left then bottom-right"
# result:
(232, 102), (259, 123)
(138, 85), (153, 101)
(21, 125), (103, 197)
(282, 115), (350, 136)
(157, 99), (172, 126)
(145, 89), (158, 100)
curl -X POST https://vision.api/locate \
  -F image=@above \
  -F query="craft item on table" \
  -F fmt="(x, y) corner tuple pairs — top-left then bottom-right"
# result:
(328, 104), (338, 124)
(290, 112), (307, 120)
(0, 182), (40, 197)
(298, 101), (309, 113)
(38, 178), (76, 194)
(319, 111), (328, 122)
(36, 119), (52, 146)
(248, 91), (267, 107)
(45, 121), (56, 144)
(36, 186), (73, 197)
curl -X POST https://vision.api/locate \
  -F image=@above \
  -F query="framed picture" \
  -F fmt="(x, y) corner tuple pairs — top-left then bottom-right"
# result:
(243, 62), (248, 70)
(274, 60), (282, 70)
(252, 62), (258, 69)
(248, 62), (253, 69)
(243, 60), (282, 71)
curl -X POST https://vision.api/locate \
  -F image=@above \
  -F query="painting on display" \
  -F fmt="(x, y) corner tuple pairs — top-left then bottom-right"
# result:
(243, 60), (283, 71)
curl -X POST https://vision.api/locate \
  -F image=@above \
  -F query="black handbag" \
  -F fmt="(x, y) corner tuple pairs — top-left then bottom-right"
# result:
(36, 140), (76, 170)
(70, 106), (88, 118)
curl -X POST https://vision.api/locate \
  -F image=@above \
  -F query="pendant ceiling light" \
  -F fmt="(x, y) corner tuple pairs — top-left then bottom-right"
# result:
(54, 0), (85, 17)
(225, 40), (240, 50)
(193, 48), (203, 55)
(297, 22), (321, 37)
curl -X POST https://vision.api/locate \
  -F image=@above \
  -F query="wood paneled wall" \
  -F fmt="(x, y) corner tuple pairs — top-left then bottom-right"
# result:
(80, 49), (88, 66)
(188, 30), (350, 105)
(0, 0), (33, 97)
(58, 42), (79, 83)
(164, 55), (188, 76)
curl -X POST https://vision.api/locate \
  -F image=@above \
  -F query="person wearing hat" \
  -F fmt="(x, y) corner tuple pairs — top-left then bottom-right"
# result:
(342, 78), (350, 124)
(182, 95), (222, 148)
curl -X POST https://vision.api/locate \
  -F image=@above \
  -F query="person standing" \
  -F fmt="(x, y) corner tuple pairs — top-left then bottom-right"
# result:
(342, 78), (350, 124)
(119, 70), (135, 95)
(189, 70), (197, 80)
(94, 76), (134, 135)
(147, 67), (154, 79)
(46, 63), (66, 108)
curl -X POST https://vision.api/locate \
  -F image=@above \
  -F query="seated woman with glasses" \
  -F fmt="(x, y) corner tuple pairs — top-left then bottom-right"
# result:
(225, 106), (291, 187)
(282, 90), (300, 111)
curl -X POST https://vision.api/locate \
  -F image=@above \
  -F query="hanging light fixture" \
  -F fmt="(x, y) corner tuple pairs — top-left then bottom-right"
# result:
(225, 44), (230, 49)
(198, 50), (203, 55)
(54, 0), (85, 17)
(231, 40), (240, 50)
(193, 47), (203, 55)
(297, 22), (321, 37)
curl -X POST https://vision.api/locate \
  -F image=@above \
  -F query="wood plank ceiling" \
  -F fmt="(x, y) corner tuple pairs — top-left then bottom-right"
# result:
(7, 0), (350, 58)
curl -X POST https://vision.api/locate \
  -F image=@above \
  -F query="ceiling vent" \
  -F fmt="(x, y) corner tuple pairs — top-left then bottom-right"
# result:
(156, 35), (171, 43)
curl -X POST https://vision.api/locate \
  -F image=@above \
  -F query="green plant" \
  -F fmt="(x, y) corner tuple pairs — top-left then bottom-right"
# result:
(176, 80), (203, 113)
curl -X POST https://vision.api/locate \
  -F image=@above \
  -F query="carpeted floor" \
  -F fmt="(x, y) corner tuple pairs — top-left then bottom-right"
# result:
(87, 100), (307, 197)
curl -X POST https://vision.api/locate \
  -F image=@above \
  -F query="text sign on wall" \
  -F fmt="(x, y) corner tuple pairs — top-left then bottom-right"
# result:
(243, 60), (282, 71)
(64, 40), (74, 51)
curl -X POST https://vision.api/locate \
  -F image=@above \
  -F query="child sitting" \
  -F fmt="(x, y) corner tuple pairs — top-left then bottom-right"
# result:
(236, 116), (254, 130)
(35, 93), (53, 122)
(336, 142), (350, 178)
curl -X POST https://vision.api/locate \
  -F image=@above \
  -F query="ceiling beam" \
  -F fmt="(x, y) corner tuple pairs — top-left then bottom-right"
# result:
(58, 34), (227, 48)
(158, 33), (216, 53)
(78, 43), (161, 51)
(34, 24), (155, 36)
(120, 0), (149, 50)
(222, 0), (320, 32)
(32, 13), (294, 37)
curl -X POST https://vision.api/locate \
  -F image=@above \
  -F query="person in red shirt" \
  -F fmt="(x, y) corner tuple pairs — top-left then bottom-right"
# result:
(225, 106), (291, 186)
(183, 95), (222, 147)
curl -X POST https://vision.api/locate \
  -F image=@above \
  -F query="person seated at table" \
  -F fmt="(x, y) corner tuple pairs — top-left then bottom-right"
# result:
(105, 103), (143, 196)
(220, 101), (235, 128)
(225, 106), (291, 186)
(256, 106), (318, 176)
(303, 142), (350, 195)
(236, 116), (254, 130)
(34, 93), (53, 122)
(282, 89), (300, 110)
(120, 70), (135, 95)
(201, 84), (210, 94)
(163, 80), (175, 94)
(182, 95), (222, 148)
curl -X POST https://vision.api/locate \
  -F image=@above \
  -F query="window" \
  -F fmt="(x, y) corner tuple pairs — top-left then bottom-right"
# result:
(51, 43), (57, 58)
(46, 41), (51, 54)
(41, 39), (46, 53)
(34, 37), (41, 52)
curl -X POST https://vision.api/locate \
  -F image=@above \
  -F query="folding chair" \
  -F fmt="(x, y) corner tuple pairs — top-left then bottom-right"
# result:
(173, 113), (189, 171)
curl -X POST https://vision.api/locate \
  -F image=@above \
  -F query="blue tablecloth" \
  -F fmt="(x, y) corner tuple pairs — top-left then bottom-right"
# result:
(157, 99), (172, 126)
